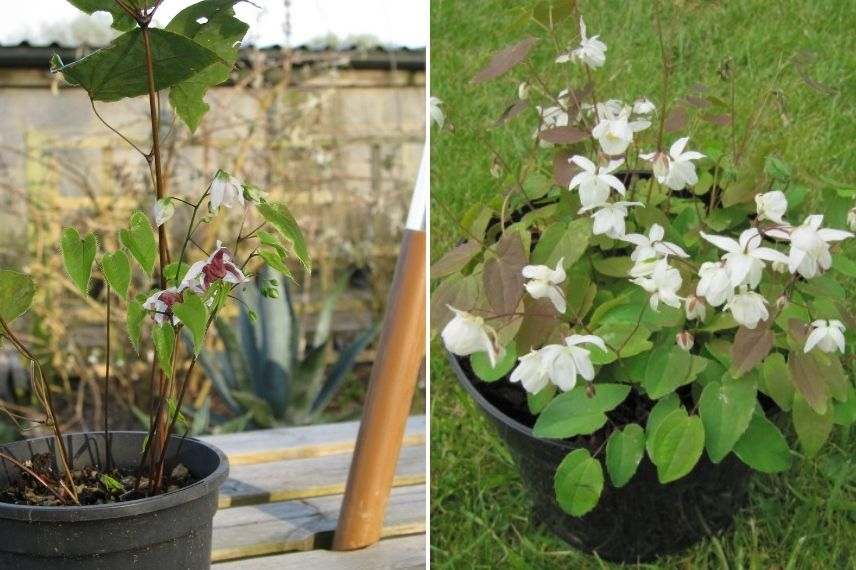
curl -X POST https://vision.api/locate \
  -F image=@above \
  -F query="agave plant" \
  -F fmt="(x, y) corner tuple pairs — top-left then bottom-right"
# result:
(198, 269), (378, 428)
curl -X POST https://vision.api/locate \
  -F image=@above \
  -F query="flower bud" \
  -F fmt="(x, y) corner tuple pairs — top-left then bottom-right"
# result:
(585, 382), (596, 399)
(771, 260), (788, 274)
(776, 294), (789, 311)
(848, 207), (856, 232)
(676, 330), (694, 352)
(684, 295), (707, 321)
(518, 81), (530, 100)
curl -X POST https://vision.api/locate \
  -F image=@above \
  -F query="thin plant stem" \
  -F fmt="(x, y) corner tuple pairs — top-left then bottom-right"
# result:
(104, 285), (112, 472)
(0, 451), (69, 504)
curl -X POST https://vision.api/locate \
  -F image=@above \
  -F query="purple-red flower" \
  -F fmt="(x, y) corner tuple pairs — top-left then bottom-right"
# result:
(143, 287), (184, 326)
(181, 241), (250, 293)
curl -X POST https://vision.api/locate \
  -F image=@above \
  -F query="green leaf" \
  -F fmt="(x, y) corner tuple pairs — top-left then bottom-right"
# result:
(533, 383), (630, 439)
(764, 155), (792, 181)
(605, 423), (645, 488)
(166, 0), (249, 131)
(54, 28), (222, 102)
(645, 393), (679, 456)
(60, 227), (97, 296)
(127, 296), (146, 354)
(152, 323), (176, 378)
(471, 342), (517, 382)
(100, 473), (125, 493)
(589, 323), (652, 364)
(65, 0), (136, 31)
(101, 250), (131, 298)
(698, 380), (757, 463)
(733, 412), (792, 473)
(0, 270), (36, 323)
(650, 411), (705, 483)
(530, 217), (591, 267)
(760, 352), (793, 411)
(554, 449), (603, 516)
(257, 200), (311, 272)
(527, 384), (556, 415)
(172, 294), (208, 355)
(792, 393), (833, 457)
(643, 347), (708, 399)
(120, 211), (158, 275)
(164, 261), (191, 287)
(592, 256), (633, 278)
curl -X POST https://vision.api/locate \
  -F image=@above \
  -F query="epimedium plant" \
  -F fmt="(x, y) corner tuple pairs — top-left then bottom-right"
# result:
(433, 5), (856, 518)
(0, 0), (310, 505)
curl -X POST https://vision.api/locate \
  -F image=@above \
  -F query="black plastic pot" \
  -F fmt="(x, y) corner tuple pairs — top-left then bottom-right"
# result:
(449, 353), (752, 563)
(0, 431), (228, 569)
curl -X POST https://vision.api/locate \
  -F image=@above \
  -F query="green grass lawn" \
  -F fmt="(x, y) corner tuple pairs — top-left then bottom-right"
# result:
(430, 0), (856, 567)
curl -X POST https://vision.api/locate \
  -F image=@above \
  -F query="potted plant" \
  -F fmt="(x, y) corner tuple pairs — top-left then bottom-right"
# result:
(0, 1), (310, 567)
(432, 5), (856, 563)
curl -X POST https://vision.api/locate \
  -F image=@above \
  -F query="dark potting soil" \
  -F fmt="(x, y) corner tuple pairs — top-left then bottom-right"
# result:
(0, 457), (195, 507)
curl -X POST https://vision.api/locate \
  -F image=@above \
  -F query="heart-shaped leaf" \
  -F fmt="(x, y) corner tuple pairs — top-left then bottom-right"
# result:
(698, 380), (757, 462)
(554, 448), (603, 516)
(605, 423), (645, 488)
(101, 250), (131, 298)
(0, 270), (36, 323)
(120, 211), (158, 276)
(60, 227), (97, 296)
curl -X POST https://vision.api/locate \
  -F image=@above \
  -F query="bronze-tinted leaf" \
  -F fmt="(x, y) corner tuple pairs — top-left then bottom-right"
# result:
(516, 297), (560, 351)
(730, 322), (773, 377)
(483, 231), (527, 315)
(703, 113), (732, 126)
(494, 99), (529, 127)
(788, 350), (830, 415)
(539, 125), (590, 145)
(553, 149), (575, 187)
(472, 37), (537, 85)
(663, 106), (688, 133)
(429, 273), (480, 335)
(430, 241), (482, 279)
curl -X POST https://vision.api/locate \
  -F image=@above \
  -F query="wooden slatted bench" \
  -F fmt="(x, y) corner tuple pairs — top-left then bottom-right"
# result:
(201, 415), (426, 567)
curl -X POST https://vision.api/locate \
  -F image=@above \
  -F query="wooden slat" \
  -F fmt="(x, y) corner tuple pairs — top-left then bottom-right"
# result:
(202, 415), (425, 466)
(212, 534), (425, 569)
(219, 442), (425, 508)
(212, 484), (425, 562)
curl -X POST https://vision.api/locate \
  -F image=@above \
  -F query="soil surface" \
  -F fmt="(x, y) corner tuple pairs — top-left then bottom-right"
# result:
(0, 457), (195, 507)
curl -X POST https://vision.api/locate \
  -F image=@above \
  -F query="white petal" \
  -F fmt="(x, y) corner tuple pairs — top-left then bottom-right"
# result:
(803, 327), (826, 353)
(701, 232), (740, 253)
(669, 137), (689, 158)
(817, 228), (854, 242)
(570, 155), (597, 173)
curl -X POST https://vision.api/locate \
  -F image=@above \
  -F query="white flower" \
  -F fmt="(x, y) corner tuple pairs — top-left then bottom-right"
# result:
(592, 104), (650, 156)
(441, 306), (503, 367)
(685, 295), (707, 321)
(771, 260), (789, 273)
(143, 287), (184, 326)
(767, 215), (854, 279)
(182, 241), (250, 293)
(755, 191), (788, 224)
(631, 258), (683, 311)
(632, 98), (656, 115)
(676, 331), (694, 351)
(622, 223), (689, 263)
(153, 198), (175, 227)
(638, 151), (671, 182)
(584, 201), (642, 238)
(209, 170), (245, 212)
(804, 319), (846, 354)
(429, 96), (444, 128)
(724, 288), (769, 329)
(696, 261), (732, 307)
(556, 17), (606, 69)
(534, 103), (569, 143)
(700, 228), (789, 288)
(641, 137), (704, 190)
(568, 156), (626, 208)
(522, 259), (566, 314)
(510, 335), (607, 393)
(848, 207), (856, 232)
